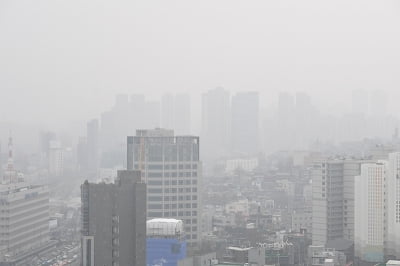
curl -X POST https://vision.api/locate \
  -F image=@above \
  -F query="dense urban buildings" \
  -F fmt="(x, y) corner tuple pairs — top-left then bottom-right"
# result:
(81, 170), (146, 266)
(128, 129), (201, 245)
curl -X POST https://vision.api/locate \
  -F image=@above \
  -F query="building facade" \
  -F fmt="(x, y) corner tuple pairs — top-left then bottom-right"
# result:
(354, 162), (386, 263)
(386, 152), (400, 259)
(0, 182), (50, 265)
(81, 170), (146, 266)
(312, 159), (367, 246)
(128, 129), (201, 245)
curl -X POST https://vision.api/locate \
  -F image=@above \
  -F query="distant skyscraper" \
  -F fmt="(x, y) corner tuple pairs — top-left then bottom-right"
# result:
(86, 119), (99, 176)
(161, 93), (191, 135)
(161, 93), (175, 129)
(276, 92), (296, 151)
(39, 131), (56, 157)
(48, 140), (63, 177)
(128, 129), (201, 245)
(81, 170), (146, 266)
(231, 91), (259, 155)
(174, 93), (191, 135)
(145, 101), (161, 129)
(312, 159), (367, 246)
(100, 94), (162, 158)
(201, 87), (230, 160)
(77, 136), (88, 172)
(354, 162), (386, 263)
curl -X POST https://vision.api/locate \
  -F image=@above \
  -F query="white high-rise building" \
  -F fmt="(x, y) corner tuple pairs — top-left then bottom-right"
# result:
(354, 162), (386, 263)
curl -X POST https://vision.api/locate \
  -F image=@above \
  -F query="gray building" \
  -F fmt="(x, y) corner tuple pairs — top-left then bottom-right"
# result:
(128, 128), (201, 245)
(312, 158), (368, 246)
(81, 170), (146, 266)
(231, 91), (259, 155)
(201, 87), (230, 161)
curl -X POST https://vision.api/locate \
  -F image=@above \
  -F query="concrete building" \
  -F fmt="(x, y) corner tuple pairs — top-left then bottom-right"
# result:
(81, 170), (146, 266)
(231, 91), (259, 155)
(128, 129), (201, 245)
(0, 182), (51, 265)
(312, 159), (367, 246)
(147, 218), (187, 266)
(354, 162), (386, 263)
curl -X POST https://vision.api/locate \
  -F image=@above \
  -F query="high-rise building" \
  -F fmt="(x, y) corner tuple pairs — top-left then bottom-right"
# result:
(312, 159), (367, 246)
(201, 87), (230, 160)
(146, 218), (187, 266)
(81, 170), (146, 266)
(161, 93), (191, 135)
(386, 152), (400, 259)
(39, 131), (56, 158)
(174, 93), (191, 135)
(275, 92), (295, 151)
(354, 162), (386, 263)
(128, 129), (201, 245)
(161, 93), (175, 130)
(48, 140), (63, 177)
(231, 91), (259, 155)
(86, 119), (99, 175)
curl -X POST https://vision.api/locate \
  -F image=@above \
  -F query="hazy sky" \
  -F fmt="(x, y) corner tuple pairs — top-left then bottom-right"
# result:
(1, 0), (400, 127)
